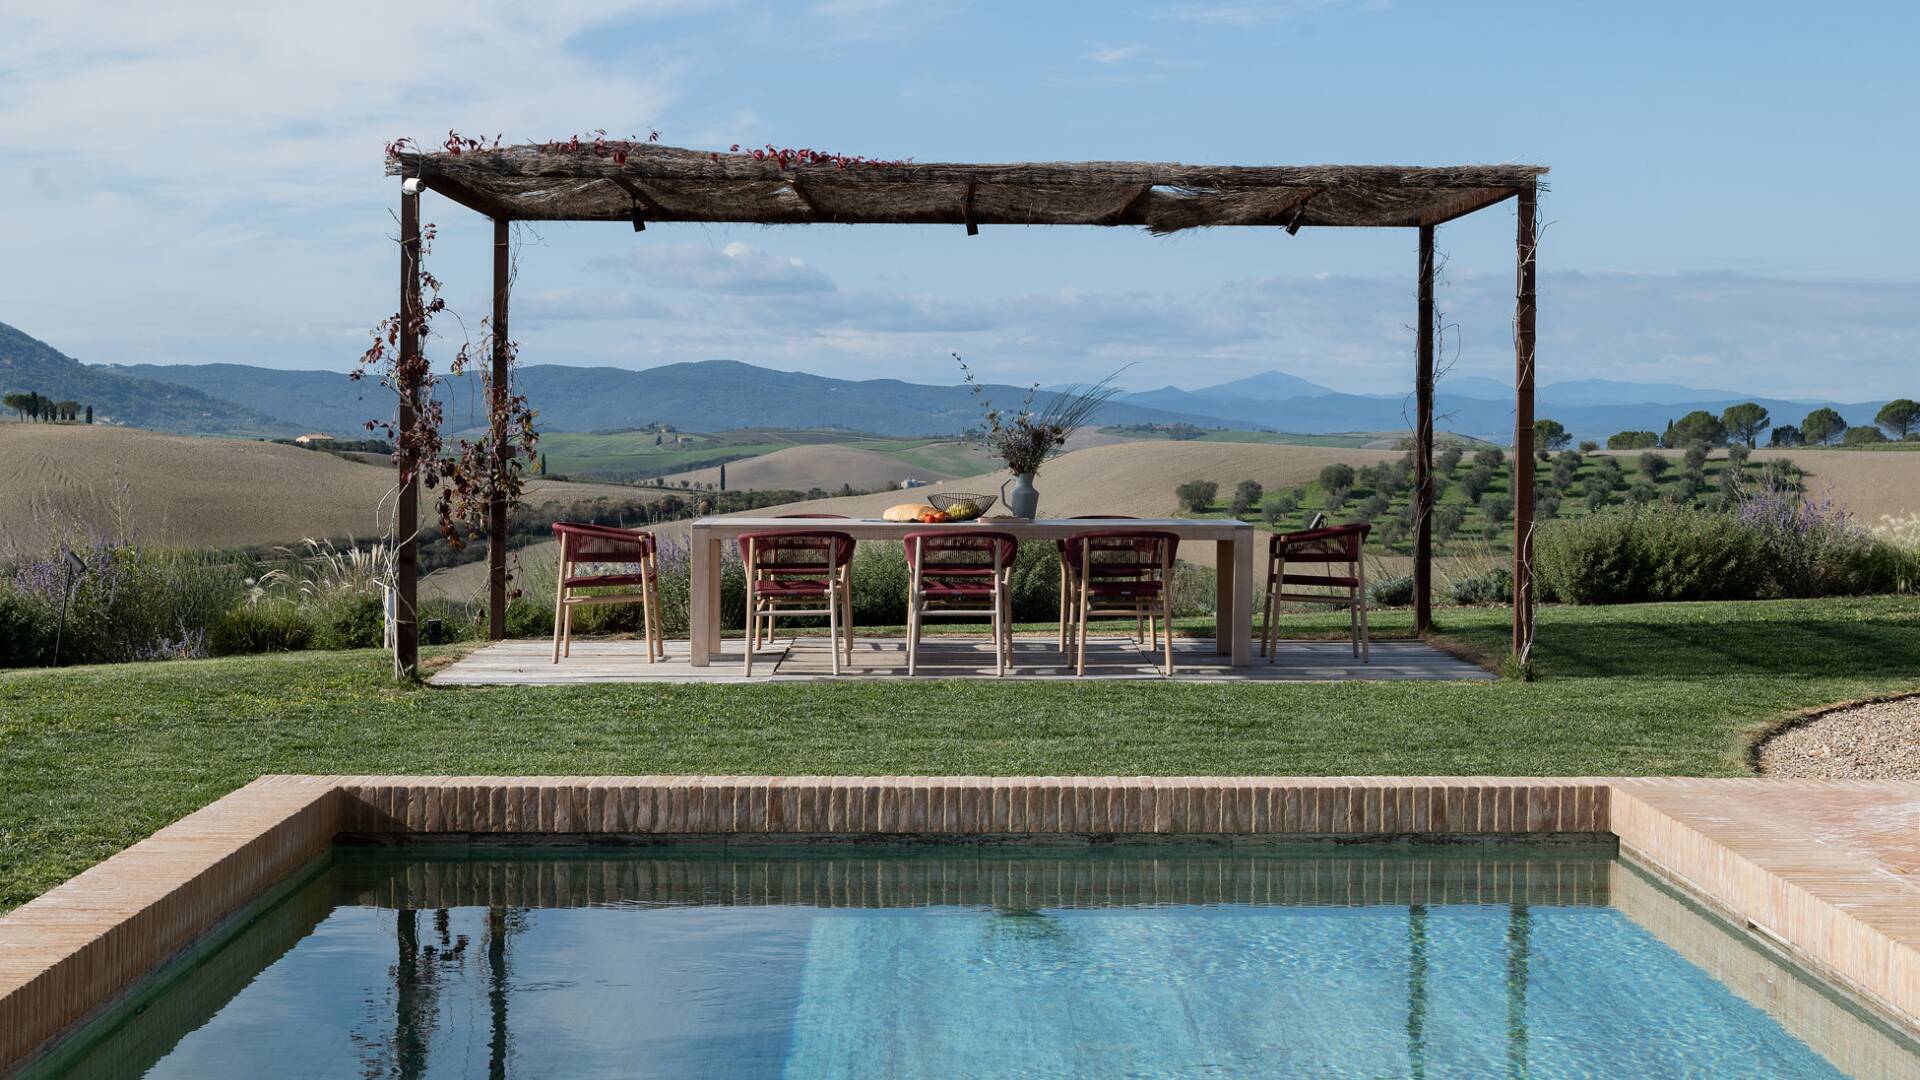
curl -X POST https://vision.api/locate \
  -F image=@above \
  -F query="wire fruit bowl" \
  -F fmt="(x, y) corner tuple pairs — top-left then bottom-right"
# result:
(927, 492), (997, 521)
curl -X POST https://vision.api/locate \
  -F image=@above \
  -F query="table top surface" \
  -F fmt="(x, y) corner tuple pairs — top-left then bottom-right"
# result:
(690, 516), (1252, 538)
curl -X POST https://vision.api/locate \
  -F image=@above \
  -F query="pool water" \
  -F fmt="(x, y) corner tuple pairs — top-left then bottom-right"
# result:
(37, 844), (1917, 1079)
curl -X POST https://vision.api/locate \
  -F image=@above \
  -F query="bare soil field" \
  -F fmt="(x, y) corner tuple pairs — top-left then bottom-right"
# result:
(0, 424), (663, 557)
(663, 444), (959, 492)
(1747, 448), (1919, 525)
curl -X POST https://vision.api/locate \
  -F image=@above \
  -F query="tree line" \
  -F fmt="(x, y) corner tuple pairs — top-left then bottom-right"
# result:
(1540, 399), (1919, 453)
(4, 391), (92, 423)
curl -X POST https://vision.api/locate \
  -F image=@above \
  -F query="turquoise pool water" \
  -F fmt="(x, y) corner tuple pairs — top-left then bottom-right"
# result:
(37, 844), (1916, 1078)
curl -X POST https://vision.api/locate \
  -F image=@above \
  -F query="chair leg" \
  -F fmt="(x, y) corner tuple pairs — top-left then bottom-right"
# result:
(551, 551), (568, 664)
(744, 600), (757, 676)
(992, 586), (1006, 678)
(1162, 590), (1175, 677)
(906, 593), (919, 677)
(1355, 557), (1370, 664)
(1075, 572), (1090, 677)
(1001, 584), (1014, 671)
(1259, 557), (1276, 658)
(842, 572), (854, 665)
(1267, 555), (1286, 664)
(828, 588), (840, 677)
(561, 603), (574, 658)
(651, 572), (666, 662)
(1059, 567), (1074, 659)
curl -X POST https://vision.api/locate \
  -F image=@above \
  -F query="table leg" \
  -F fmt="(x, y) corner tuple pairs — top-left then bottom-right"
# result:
(691, 531), (716, 667)
(1232, 530), (1253, 666)
(1215, 538), (1233, 655)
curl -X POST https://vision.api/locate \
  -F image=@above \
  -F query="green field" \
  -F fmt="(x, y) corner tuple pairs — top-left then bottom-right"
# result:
(4, 595), (1917, 913)
(540, 427), (994, 482)
(538, 429), (794, 479)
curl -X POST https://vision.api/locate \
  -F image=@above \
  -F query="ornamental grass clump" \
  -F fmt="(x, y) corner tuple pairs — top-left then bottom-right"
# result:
(955, 353), (1123, 477)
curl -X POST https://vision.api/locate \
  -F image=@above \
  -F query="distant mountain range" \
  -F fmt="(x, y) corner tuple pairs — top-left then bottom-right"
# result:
(0, 323), (285, 435)
(0, 319), (1896, 442)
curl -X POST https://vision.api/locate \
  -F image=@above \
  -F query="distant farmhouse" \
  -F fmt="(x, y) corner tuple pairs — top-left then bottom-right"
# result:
(293, 433), (334, 446)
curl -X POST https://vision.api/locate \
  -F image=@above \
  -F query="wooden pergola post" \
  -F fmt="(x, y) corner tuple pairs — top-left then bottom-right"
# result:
(488, 218), (511, 639)
(394, 185), (422, 677)
(1413, 224), (1436, 633)
(1511, 185), (1538, 659)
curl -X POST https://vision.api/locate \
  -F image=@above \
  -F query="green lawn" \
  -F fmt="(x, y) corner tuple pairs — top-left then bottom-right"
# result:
(3, 595), (1917, 913)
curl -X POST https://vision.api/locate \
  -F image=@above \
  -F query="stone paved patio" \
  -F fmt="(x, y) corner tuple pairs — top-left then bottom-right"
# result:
(431, 636), (1495, 686)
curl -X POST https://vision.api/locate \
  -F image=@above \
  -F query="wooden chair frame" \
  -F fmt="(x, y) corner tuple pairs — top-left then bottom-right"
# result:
(551, 523), (662, 664)
(1063, 530), (1179, 677)
(906, 530), (1017, 677)
(1260, 522), (1371, 664)
(741, 530), (855, 676)
(1054, 516), (1155, 654)
(756, 514), (852, 651)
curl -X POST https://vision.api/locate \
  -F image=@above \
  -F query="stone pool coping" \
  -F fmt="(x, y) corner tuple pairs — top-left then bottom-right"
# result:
(2, 775), (1915, 1072)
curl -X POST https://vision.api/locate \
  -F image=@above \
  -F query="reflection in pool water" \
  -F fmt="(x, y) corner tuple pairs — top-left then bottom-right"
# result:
(37, 844), (1917, 1078)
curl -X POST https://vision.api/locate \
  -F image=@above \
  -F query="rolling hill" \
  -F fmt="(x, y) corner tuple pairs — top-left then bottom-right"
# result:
(661, 444), (961, 492)
(0, 323), (289, 435)
(0, 423), (664, 558)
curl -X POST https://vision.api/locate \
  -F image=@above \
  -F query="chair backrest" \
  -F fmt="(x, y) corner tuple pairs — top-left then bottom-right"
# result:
(738, 529), (855, 571)
(1056, 515), (1135, 550)
(552, 522), (653, 562)
(1063, 530), (1179, 577)
(1272, 523), (1369, 562)
(903, 530), (1017, 571)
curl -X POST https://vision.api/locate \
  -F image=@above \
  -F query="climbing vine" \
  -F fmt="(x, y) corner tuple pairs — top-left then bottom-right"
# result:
(351, 212), (538, 558)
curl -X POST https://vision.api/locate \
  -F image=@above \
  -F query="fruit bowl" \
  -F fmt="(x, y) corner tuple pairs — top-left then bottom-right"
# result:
(927, 492), (996, 521)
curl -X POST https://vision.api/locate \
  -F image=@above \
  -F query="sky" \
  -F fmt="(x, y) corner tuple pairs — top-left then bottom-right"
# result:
(2, 0), (1916, 401)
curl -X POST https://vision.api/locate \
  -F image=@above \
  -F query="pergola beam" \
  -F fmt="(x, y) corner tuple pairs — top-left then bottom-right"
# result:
(419, 176), (517, 222)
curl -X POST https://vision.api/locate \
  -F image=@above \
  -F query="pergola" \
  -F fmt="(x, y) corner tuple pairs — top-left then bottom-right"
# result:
(384, 143), (1546, 675)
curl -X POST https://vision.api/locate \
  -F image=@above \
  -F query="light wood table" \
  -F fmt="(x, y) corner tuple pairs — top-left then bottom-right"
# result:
(687, 516), (1256, 667)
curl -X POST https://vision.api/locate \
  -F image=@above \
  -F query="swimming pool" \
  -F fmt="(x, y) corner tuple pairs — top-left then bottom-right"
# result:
(34, 843), (1918, 1078)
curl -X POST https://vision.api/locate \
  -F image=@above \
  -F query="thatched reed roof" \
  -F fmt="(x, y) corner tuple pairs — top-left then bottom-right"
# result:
(388, 143), (1546, 233)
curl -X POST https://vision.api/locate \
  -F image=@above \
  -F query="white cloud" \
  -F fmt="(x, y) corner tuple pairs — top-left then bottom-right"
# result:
(1086, 44), (1150, 65)
(0, 2), (698, 206)
(598, 242), (836, 294)
(1158, 1), (1379, 26)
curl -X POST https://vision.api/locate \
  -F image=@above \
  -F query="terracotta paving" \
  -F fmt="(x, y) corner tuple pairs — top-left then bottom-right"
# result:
(1, 775), (1915, 1072)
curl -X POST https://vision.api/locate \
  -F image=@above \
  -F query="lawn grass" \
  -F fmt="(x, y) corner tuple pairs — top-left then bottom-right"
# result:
(3, 595), (1918, 912)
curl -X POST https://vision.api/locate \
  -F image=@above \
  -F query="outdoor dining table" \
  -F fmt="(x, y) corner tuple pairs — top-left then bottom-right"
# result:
(687, 516), (1257, 667)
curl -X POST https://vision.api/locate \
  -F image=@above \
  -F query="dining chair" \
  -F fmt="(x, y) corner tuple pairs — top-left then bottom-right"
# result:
(738, 529), (856, 676)
(1054, 516), (1154, 653)
(1062, 529), (1179, 676)
(758, 514), (852, 648)
(550, 522), (662, 664)
(1260, 523), (1371, 663)
(904, 530), (1018, 676)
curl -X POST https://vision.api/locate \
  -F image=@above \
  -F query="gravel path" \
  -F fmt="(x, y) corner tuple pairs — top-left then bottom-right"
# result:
(1759, 695), (1920, 779)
